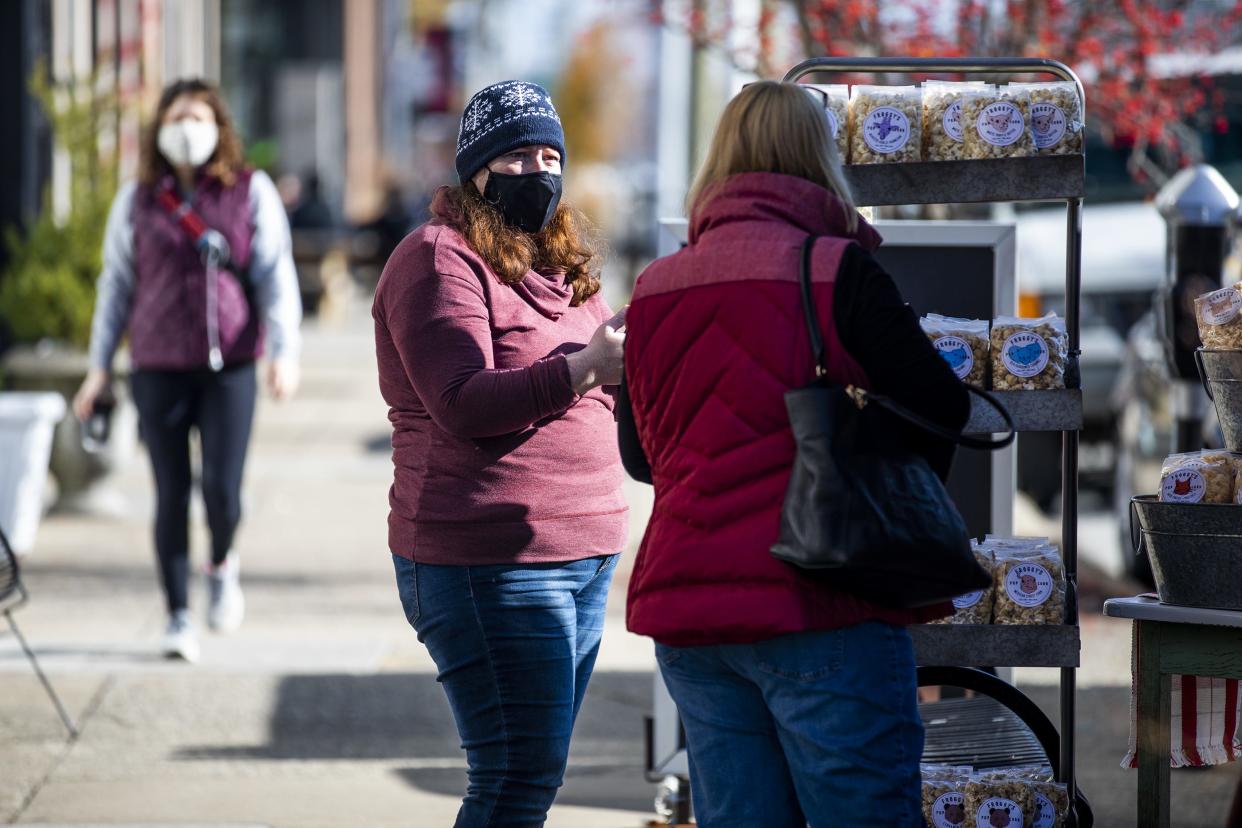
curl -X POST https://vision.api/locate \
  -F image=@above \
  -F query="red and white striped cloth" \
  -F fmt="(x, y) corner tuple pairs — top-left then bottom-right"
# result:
(1123, 638), (1242, 768)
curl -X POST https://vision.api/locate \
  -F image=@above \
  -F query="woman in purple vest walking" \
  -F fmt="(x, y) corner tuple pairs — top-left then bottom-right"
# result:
(73, 79), (302, 662)
(372, 80), (627, 826)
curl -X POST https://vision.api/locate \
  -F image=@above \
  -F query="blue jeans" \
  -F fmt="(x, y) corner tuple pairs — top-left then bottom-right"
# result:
(393, 553), (618, 828)
(656, 622), (924, 828)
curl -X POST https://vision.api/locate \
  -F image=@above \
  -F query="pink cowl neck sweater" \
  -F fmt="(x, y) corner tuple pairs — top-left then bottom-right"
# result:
(372, 220), (627, 565)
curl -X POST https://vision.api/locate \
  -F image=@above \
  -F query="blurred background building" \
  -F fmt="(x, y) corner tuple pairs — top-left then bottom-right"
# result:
(5, 0), (1242, 281)
(2, 0), (220, 276)
(3, 0), (1242, 558)
(0, 0), (664, 308)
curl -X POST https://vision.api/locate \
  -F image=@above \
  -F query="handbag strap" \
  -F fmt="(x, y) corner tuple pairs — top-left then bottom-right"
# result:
(798, 234), (829, 377)
(798, 234), (1015, 451)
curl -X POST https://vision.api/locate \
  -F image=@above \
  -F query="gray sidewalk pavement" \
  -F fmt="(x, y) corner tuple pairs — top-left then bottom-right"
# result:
(1, 296), (657, 828)
(1, 293), (1239, 827)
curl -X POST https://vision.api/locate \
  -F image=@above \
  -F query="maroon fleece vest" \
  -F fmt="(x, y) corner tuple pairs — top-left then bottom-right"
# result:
(128, 170), (259, 371)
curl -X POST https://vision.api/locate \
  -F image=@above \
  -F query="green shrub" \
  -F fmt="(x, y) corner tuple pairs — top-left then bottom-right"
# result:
(0, 64), (120, 349)
(246, 138), (280, 178)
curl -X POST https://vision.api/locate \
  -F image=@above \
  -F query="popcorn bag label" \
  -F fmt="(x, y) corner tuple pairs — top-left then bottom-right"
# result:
(976, 799), (1023, 828)
(934, 335), (975, 379)
(952, 590), (984, 610)
(1031, 102), (1067, 149)
(942, 99), (967, 142)
(1034, 793), (1056, 828)
(976, 102), (1025, 147)
(1002, 332), (1049, 378)
(933, 792), (967, 827)
(825, 106), (841, 138)
(1005, 563), (1054, 607)
(1201, 288), (1242, 326)
(863, 106), (911, 153)
(1162, 468), (1207, 503)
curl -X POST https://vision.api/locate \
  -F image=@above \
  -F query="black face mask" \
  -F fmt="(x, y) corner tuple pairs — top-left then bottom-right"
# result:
(482, 170), (563, 233)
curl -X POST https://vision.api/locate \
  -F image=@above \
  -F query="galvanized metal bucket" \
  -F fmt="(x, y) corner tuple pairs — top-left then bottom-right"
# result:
(1130, 495), (1242, 610)
(1196, 348), (1242, 453)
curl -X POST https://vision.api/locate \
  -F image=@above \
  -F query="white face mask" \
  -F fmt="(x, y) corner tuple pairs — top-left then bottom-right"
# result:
(157, 120), (219, 168)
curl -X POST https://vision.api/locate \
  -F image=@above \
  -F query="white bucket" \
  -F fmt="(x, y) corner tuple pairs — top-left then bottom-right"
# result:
(0, 392), (67, 555)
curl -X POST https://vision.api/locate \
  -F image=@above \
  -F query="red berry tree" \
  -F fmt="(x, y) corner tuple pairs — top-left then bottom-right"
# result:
(652, 0), (1242, 186)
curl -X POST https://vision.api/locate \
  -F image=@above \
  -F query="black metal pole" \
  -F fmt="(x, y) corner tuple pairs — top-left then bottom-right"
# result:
(1175, 417), (1201, 454)
(1061, 196), (1084, 813)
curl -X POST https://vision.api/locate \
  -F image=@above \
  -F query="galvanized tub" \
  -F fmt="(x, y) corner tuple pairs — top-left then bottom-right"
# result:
(1196, 348), (1242, 453)
(1130, 495), (1242, 611)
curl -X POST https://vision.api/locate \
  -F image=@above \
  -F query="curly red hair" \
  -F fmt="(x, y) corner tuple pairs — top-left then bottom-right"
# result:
(429, 184), (602, 307)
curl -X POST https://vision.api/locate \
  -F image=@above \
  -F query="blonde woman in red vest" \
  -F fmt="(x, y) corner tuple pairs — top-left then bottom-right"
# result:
(617, 82), (970, 826)
(73, 79), (302, 662)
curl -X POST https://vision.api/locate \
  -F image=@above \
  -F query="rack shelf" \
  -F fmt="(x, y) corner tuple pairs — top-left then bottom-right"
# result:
(771, 56), (1087, 821)
(966, 389), (1083, 434)
(911, 624), (1081, 668)
(844, 155), (1085, 207)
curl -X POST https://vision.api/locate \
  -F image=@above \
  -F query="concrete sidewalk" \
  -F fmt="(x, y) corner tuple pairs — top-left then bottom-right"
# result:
(0, 295), (657, 827)
(3, 293), (1241, 826)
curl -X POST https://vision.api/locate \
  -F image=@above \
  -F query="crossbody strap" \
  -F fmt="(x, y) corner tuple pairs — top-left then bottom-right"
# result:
(798, 234), (1015, 451)
(156, 184), (232, 372)
(156, 186), (208, 241)
(156, 182), (258, 305)
(156, 185), (232, 267)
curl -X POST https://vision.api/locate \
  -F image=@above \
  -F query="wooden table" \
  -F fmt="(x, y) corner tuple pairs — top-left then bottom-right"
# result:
(1103, 595), (1242, 827)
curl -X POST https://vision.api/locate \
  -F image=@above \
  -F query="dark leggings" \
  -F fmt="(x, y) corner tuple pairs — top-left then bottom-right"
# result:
(130, 362), (257, 613)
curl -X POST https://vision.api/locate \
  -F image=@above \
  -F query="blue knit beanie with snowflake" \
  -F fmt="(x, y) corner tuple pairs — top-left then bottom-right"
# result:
(455, 80), (566, 183)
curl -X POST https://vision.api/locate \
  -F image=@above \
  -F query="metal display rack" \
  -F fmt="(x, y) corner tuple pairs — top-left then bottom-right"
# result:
(780, 56), (1088, 824)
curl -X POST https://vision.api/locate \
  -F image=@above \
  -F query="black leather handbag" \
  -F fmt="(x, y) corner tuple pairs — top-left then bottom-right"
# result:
(770, 235), (1016, 609)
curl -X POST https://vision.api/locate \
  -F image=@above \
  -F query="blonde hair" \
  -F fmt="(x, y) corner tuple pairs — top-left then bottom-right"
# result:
(687, 81), (857, 233)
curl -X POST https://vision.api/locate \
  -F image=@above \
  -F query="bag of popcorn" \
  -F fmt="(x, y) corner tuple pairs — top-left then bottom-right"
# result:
(923, 777), (967, 828)
(991, 313), (1068, 390)
(808, 83), (850, 163)
(1009, 81), (1084, 155)
(922, 314), (990, 387)
(923, 81), (989, 162)
(965, 771), (1034, 828)
(1159, 450), (1235, 504)
(1195, 283), (1242, 350)
(963, 85), (1036, 160)
(980, 766), (1069, 828)
(1031, 780), (1071, 828)
(990, 542), (1066, 625)
(931, 541), (996, 624)
(849, 85), (922, 164)
(1232, 454), (1242, 504)
(922, 765), (974, 828)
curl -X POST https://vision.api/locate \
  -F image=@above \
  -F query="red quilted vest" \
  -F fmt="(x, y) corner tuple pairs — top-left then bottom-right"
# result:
(129, 170), (260, 371)
(624, 172), (942, 647)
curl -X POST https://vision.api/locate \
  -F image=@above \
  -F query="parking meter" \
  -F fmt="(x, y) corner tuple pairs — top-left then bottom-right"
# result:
(1155, 165), (1238, 450)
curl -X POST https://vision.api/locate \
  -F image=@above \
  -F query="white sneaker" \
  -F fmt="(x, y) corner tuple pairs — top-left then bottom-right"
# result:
(162, 610), (200, 662)
(207, 554), (245, 632)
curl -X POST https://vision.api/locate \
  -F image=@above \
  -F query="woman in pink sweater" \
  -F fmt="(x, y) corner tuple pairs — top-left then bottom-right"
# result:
(372, 80), (627, 827)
